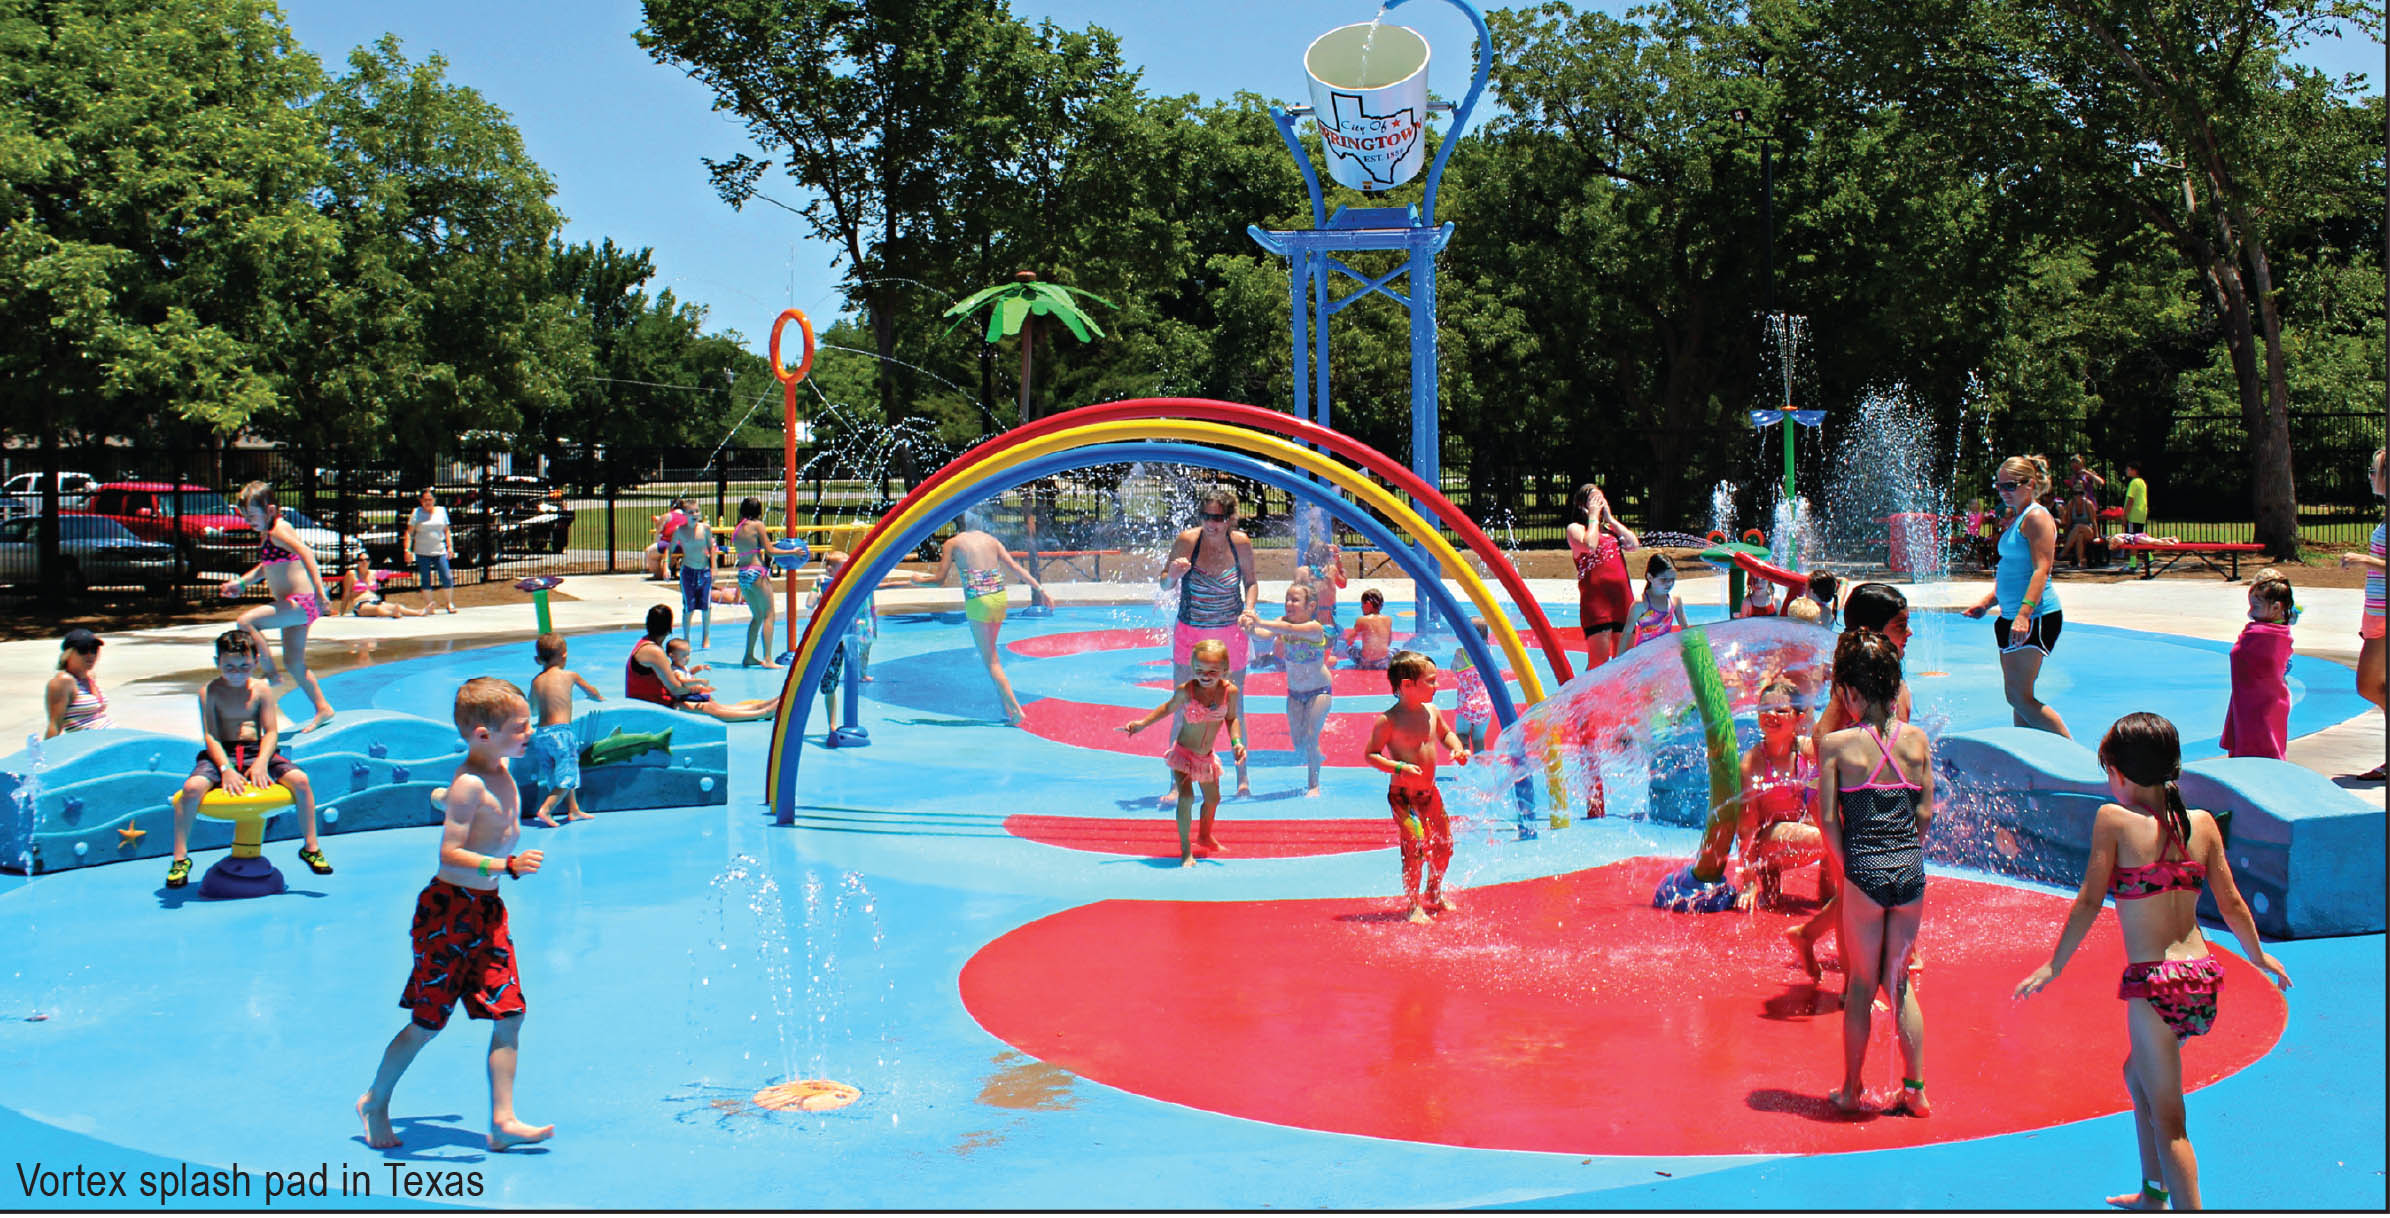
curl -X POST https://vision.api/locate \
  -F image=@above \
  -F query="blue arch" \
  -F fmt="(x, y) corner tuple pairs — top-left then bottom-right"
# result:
(773, 442), (1522, 819)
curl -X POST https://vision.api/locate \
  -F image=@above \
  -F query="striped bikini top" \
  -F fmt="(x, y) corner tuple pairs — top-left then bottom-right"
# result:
(1629, 600), (1680, 647)
(60, 673), (113, 732)
(2111, 817), (2206, 900)
(1177, 532), (1244, 628)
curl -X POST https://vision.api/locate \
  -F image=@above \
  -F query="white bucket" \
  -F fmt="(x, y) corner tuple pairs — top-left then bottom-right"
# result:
(1305, 22), (1431, 192)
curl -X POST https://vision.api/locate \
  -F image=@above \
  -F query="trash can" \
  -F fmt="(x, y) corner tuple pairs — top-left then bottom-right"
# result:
(1886, 512), (1940, 574)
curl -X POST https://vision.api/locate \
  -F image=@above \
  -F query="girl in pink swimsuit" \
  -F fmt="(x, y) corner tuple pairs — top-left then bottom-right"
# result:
(1120, 637), (1245, 866)
(2014, 712), (2290, 1211)
(1735, 679), (1820, 908)
(222, 482), (336, 732)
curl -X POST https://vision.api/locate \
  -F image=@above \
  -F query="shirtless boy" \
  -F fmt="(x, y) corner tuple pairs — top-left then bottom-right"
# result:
(528, 634), (604, 827)
(166, 630), (330, 888)
(1364, 650), (1471, 923)
(1342, 589), (1395, 670)
(358, 677), (552, 1152)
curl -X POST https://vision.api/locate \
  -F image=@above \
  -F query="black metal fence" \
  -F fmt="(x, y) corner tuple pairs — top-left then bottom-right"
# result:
(1, 408), (2377, 605)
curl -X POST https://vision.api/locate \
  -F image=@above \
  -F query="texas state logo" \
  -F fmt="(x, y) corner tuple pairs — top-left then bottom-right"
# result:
(1317, 91), (1424, 188)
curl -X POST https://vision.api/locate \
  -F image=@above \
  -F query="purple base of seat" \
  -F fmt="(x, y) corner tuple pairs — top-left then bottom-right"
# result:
(199, 855), (286, 900)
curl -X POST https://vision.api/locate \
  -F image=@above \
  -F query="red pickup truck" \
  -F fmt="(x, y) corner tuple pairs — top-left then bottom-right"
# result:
(75, 482), (256, 576)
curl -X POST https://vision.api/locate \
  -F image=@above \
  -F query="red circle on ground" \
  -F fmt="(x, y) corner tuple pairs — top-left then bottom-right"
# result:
(1006, 814), (1400, 858)
(959, 858), (2284, 1155)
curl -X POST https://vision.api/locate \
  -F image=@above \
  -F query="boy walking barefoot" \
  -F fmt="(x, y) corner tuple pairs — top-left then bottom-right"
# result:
(166, 631), (330, 888)
(528, 634), (604, 826)
(1364, 651), (1470, 923)
(358, 677), (552, 1152)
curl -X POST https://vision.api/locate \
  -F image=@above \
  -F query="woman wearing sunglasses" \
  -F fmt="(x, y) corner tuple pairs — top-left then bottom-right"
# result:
(1964, 456), (2073, 737)
(1162, 486), (1260, 797)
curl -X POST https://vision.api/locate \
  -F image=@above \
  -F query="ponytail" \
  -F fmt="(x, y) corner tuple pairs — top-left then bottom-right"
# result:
(2159, 779), (2192, 849)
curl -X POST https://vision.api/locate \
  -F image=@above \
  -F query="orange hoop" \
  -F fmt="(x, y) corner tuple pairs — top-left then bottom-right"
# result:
(1704, 529), (1726, 545)
(1740, 528), (1768, 546)
(769, 308), (815, 384)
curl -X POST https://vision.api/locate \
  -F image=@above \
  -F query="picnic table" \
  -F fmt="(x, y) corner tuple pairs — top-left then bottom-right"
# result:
(2109, 541), (2268, 580)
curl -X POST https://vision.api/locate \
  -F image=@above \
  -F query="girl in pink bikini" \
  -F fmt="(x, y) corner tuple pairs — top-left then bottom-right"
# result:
(1735, 678), (1819, 909)
(2015, 712), (2289, 1212)
(1120, 637), (1245, 866)
(222, 482), (335, 732)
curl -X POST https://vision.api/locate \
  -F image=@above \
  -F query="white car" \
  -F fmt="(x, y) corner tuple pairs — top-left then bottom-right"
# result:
(275, 507), (368, 567)
(0, 470), (99, 515)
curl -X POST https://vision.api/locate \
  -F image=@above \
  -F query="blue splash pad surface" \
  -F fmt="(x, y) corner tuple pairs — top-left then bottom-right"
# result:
(1, 603), (2377, 1209)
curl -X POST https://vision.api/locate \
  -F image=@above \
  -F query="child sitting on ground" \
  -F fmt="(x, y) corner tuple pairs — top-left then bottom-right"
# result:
(1447, 618), (1496, 755)
(2220, 571), (2297, 760)
(1365, 650), (1471, 923)
(358, 677), (553, 1153)
(167, 630), (331, 888)
(344, 557), (427, 619)
(663, 637), (713, 703)
(1628, 555), (1690, 649)
(1341, 588), (1394, 670)
(1738, 575), (1779, 618)
(527, 633), (604, 827)
(1736, 678), (1821, 910)
(1120, 637), (1245, 866)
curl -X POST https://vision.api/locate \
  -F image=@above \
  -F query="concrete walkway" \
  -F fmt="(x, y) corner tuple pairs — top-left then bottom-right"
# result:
(6, 568), (2380, 806)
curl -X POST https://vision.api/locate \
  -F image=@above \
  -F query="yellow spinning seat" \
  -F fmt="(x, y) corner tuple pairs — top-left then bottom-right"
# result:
(179, 783), (295, 898)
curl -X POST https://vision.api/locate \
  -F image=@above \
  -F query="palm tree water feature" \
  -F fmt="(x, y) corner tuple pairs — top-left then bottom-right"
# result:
(943, 270), (1113, 593)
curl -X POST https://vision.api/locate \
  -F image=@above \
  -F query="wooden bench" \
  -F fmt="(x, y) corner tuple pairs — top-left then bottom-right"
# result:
(1011, 549), (1125, 581)
(2110, 541), (2268, 580)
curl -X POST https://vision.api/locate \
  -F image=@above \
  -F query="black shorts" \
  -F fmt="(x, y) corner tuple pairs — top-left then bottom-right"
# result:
(191, 744), (295, 787)
(1994, 610), (2063, 656)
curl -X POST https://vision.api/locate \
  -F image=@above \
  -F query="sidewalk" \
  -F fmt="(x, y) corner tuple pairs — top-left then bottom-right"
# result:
(5, 570), (2379, 806)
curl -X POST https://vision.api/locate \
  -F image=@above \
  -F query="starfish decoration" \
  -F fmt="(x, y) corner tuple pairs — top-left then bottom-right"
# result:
(117, 824), (147, 849)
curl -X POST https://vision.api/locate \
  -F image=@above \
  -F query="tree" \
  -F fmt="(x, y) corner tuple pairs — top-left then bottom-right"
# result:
(0, 0), (335, 439)
(1825, 0), (2380, 556)
(275, 36), (584, 483)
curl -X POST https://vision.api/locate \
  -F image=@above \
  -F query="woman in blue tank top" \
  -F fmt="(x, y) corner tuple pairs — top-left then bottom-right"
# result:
(1964, 455), (2072, 737)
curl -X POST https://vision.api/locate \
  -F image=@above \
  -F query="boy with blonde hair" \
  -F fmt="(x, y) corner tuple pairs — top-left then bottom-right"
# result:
(358, 677), (552, 1153)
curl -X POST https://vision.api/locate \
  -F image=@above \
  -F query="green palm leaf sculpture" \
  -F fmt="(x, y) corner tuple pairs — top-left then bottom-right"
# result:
(943, 271), (1114, 424)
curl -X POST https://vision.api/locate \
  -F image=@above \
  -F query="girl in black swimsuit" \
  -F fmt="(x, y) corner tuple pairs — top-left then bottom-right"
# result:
(1816, 630), (1935, 1118)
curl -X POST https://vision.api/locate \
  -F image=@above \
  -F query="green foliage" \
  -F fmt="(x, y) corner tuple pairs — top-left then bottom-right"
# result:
(0, 0), (336, 438)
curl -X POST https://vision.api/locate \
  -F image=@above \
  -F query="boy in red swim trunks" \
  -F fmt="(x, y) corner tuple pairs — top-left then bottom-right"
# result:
(358, 677), (553, 1153)
(1365, 650), (1471, 924)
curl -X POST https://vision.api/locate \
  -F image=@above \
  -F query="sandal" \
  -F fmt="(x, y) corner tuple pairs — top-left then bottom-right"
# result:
(298, 847), (333, 876)
(2353, 763), (2387, 782)
(165, 857), (192, 888)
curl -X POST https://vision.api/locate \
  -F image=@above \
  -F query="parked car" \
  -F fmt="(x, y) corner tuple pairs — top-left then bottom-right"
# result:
(274, 507), (368, 567)
(0, 514), (178, 592)
(359, 478), (574, 566)
(0, 470), (100, 518)
(74, 482), (253, 575)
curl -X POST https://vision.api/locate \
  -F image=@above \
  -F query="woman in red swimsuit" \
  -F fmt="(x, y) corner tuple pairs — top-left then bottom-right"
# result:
(1566, 483), (1639, 670)
(2014, 713), (2290, 1211)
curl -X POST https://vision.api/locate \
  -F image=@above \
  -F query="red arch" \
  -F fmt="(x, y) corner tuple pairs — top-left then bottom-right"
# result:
(826, 399), (1577, 684)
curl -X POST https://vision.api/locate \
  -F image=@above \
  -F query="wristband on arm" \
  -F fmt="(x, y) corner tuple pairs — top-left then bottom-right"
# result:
(504, 854), (519, 879)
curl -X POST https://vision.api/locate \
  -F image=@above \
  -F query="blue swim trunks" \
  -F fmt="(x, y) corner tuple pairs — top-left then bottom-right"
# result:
(531, 723), (580, 792)
(680, 563), (714, 614)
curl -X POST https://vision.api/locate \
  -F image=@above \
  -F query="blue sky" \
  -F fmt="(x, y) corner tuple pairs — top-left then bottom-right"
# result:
(278, 1), (2382, 354)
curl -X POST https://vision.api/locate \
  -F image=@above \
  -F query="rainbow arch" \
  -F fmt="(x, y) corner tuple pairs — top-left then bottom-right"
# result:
(768, 399), (1576, 818)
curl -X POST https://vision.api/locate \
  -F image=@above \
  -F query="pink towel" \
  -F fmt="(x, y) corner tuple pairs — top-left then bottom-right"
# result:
(2220, 621), (2293, 760)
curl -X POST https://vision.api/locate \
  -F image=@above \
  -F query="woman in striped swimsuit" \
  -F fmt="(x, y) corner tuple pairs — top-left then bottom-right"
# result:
(1816, 630), (1934, 1118)
(44, 628), (113, 736)
(1163, 487), (1258, 796)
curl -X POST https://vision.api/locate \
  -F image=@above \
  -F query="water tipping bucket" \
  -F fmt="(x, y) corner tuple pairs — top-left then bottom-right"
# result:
(1305, 22), (1431, 192)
